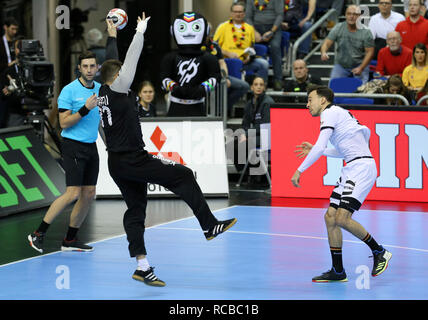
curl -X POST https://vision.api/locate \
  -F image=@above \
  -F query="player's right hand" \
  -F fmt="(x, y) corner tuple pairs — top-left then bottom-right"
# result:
(294, 141), (313, 158)
(106, 19), (117, 38)
(136, 12), (150, 34)
(85, 93), (98, 110)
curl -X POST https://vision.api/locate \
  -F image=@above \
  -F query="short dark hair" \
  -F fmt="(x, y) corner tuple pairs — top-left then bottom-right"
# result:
(231, 1), (246, 11)
(78, 51), (97, 65)
(101, 59), (123, 83)
(4, 17), (18, 27)
(307, 85), (334, 103)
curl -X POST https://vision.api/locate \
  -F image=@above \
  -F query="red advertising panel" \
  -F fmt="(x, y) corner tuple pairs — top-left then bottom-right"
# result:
(271, 107), (428, 202)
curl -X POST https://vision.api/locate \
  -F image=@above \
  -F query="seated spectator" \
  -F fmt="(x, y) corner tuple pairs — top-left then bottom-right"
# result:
(214, 1), (269, 83)
(227, 76), (272, 175)
(283, 59), (322, 102)
(395, 0), (428, 51)
(136, 81), (157, 117)
(376, 31), (412, 77)
(378, 74), (412, 105)
(316, 0), (344, 21)
(403, 0), (428, 18)
(402, 42), (428, 95)
(415, 78), (428, 104)
(202, 32), (250, 117)
(368, 0), (405, 59)
(241, 76), (272, 147)
(321, 5), (374, 84)
(245, 0), (284, 90)
(282, 0), (316, 59)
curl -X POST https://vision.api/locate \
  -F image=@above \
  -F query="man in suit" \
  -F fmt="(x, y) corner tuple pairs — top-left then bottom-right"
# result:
(0, 17), (19, 128)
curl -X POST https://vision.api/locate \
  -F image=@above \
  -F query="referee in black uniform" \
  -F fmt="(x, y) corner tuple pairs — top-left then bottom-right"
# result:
(98, 13), (237, 287)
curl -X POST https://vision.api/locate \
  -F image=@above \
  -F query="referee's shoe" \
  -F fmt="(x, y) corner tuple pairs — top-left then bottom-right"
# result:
(204, 218), (237, 240)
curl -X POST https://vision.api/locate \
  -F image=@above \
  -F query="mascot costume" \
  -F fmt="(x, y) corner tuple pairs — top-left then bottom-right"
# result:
(160, 12), (220, 116)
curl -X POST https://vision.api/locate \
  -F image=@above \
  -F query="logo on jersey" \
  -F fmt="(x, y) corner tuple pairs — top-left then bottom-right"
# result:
(177, 58), (200, 85)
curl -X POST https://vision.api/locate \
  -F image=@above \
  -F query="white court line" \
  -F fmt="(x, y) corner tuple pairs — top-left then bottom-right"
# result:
(0, 205), (238, 269)
(233, 205), (428, 215)
(154, 226), (428, 253)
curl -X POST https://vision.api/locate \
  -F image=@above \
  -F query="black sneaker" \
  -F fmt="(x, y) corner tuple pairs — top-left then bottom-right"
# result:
(371, 247), (392, 277)
(132, 267), (166, 287)
(312, 268), (348, 283)
(61, 238), (93, 252)
(204, 218), (237, 240)
(28, 232), (44, 254)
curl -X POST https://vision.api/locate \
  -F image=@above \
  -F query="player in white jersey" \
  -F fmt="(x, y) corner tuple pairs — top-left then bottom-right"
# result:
(291, 85), (392, 282)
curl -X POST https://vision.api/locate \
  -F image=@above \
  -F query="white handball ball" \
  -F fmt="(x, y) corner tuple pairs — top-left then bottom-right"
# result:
(106, 8), (128, 30)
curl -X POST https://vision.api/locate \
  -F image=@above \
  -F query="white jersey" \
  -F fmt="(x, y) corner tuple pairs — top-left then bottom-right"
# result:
(320, 105), (372, 163)
(298, 104), (372, 173)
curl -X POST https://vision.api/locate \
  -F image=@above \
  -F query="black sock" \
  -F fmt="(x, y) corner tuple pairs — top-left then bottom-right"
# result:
(65, 226), (79, 241)
(330, 247), (344, 273)
(362, 233), (383, 253)
(36, 220), (50, 234)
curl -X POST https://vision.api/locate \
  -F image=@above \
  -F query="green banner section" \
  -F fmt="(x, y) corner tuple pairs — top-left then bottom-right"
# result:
(0, 127), (66, 217)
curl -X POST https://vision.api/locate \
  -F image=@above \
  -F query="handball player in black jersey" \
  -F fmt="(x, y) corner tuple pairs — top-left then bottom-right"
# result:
(98, 13), (236, 287)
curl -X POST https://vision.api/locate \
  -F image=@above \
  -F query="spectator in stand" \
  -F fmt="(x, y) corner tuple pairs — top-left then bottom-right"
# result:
(320, 5), (374, 84)
(395, 0), (428, 50)
(416, 78), (428, 104)
(203, 31), (250, 117)
(283, 59), (322, 103)
(378, 74), (412, 105)
(246, 0), (284, 91)
(282, 0), (316, 59)
(402, 42), (428, 95)
(376, 31), (412, 77)
(403, 0), (428, 18)
(316, 0), (344, 22)
(0, 17), (19, 128)
(136, 81), (157, 117)
(214, 1), (269, 83)
(368, 0), (405, 59)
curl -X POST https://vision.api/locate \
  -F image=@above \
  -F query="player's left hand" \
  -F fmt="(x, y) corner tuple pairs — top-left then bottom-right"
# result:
(291, 170), (301, 188)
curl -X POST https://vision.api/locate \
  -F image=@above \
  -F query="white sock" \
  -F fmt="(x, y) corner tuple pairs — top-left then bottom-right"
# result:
(137, 257), (150, 271)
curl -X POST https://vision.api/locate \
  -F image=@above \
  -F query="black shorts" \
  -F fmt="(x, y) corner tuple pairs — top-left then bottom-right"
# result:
(62, 137), (99, 187)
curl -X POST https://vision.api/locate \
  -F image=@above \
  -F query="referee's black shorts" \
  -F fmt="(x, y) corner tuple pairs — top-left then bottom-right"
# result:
(62, 137), (99, 187)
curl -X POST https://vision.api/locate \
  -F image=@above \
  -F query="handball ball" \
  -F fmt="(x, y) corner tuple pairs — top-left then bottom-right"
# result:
(107, 8), (128, 30)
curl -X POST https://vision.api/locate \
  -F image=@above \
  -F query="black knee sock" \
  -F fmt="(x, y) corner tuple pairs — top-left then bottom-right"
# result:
(330, 247), (344, 273)
(36, 220), (50, 234)
(65, 226), (79, 241)
(362, 233), (383, 253)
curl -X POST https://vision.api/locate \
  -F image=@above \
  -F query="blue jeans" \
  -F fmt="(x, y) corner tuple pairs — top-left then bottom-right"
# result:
(329, 64), (370, 85)
(288, 21), (312, 55)
(255, 24), (283, 81)
(243, 57), (269, 83)
(228, 76), (250, 111)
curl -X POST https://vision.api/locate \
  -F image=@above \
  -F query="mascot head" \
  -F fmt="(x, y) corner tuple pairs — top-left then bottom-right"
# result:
(171, 12), (210, 53)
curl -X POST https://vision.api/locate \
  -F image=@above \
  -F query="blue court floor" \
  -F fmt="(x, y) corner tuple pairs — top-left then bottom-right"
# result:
(1, 205), (427, 300)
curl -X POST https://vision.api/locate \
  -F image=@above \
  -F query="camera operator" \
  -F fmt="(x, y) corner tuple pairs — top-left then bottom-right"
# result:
(1, 37), (26, 127)
(0, 17), (19, 128)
